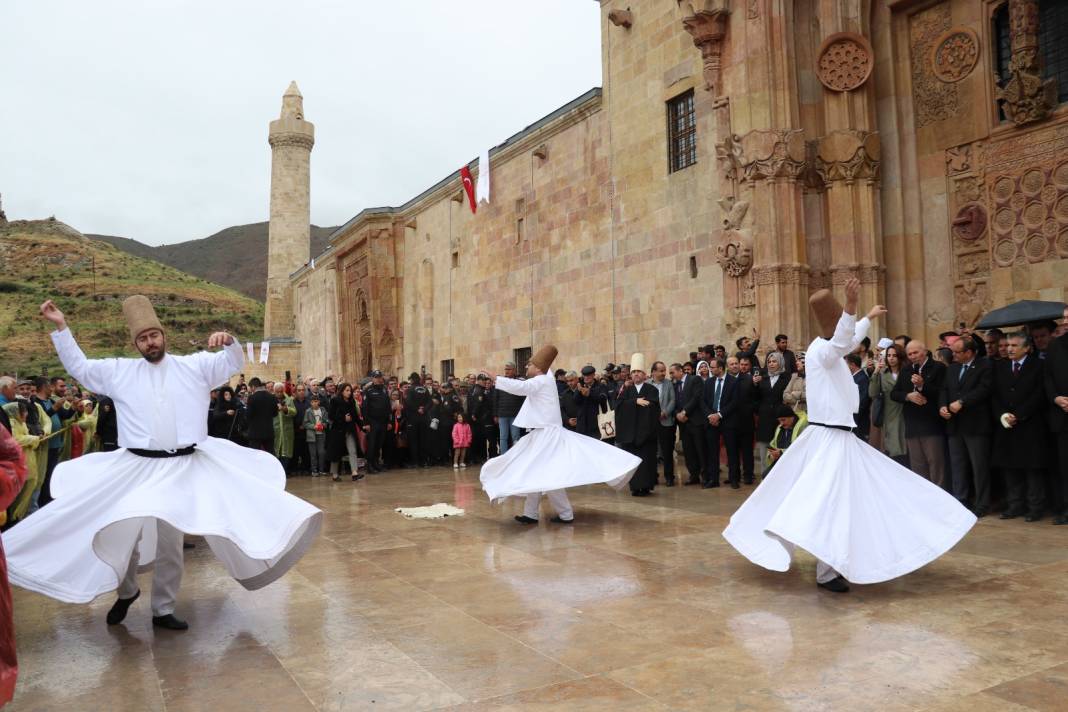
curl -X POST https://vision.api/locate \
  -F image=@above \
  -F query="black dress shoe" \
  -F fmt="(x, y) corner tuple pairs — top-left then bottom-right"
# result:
(152, 614), (189, 631)
(106, 589), (140, 625)
(701, 482), (719, 489)
(730, 483), (741, 490)
(1025, 513), (1042, 522)
(631, 490), (650, 497)
(1053, 515), (1068, 525)
(1000, 509), (1024, 520)
(972, 507), (988, 518)
(549, 516), (574, 524)
(818, 576), (850, 593)
(665, 480), (676, 487)
(514, 515), (538, 524)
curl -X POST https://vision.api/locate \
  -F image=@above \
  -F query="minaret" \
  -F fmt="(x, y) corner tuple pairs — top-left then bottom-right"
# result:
(265, 81), (314, 339)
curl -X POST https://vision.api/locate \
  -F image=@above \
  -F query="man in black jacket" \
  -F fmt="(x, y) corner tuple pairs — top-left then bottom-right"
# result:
(575, 366), (608, 439)
(560, 372), (582, 431)
(404, 379), (432, 467)
(245, 378), (277, 453)
(670, 363), (703, 485)
(1047, 307), (1068, 525)
(466, 376), (492, 463)
(700, 358), (729, 488)
(363, 371), (392, 472)
(614, 355), (660, 496)
(846, 354), (871, 441)
(993, 332), (1047, 520)
(721, 356), (757, 488)
(940, 337), (993, 516)
(891, 341), (947, 487)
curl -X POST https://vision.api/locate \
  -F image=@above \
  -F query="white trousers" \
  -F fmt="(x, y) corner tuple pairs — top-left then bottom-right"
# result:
(116, 519), (184, 616)
(523, 490), (573, 521)
(815, 559), (840, 584)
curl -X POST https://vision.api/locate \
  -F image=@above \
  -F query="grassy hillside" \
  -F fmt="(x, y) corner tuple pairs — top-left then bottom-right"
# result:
(0, 219), (264, 377)
(90, 222), (337, 301)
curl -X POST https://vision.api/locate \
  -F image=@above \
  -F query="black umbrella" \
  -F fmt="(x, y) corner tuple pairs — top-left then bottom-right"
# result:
(976, 300), (1066, 329)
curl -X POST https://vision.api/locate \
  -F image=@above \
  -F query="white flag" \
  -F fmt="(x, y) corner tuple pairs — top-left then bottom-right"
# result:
(259, 341), (270, 364)
(476, 149), (490, 204)
(246, 342), (254, 363)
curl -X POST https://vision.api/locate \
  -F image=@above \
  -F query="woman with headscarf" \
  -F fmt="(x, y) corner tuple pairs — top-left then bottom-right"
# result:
(95, 396), (118, 452)
(210, 386), (246, 445)
(754, 352), (790, 479)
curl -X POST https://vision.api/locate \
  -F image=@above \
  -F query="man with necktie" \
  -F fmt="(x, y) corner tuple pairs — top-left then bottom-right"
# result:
(940, 337), (993, 516)
(992, 332), (1047, 520)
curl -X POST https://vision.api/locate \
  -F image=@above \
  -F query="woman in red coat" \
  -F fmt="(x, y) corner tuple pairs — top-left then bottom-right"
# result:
(0, 421), (29, 705)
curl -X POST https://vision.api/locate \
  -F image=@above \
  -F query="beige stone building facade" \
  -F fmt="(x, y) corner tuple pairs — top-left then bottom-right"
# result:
(260, 0), (1068, 381)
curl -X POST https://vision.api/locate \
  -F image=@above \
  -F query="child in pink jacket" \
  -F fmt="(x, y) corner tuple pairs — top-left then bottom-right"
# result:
(452, 412), (472, 469)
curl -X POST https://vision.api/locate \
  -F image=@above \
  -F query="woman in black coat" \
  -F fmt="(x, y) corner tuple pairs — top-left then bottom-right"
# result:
(327, 383), (363, 482)
(754, 352), (790, 477)
(210, 386), (247, 445)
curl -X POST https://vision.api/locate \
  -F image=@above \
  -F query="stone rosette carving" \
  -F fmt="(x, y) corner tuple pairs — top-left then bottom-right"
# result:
(816, 32), (874, 92)
(997, 0), (1057, 126)
(910, 4), (958, 128)
(680, 3), (730, 94)
(814, 130), (881, 183)
(720, 129), (807, 182)
(952, 203), (988, 242)
(931, 27), (979, 83)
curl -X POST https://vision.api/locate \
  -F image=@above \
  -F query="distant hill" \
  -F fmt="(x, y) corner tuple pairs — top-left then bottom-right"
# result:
(0, 219), (264, 376)
(91, 222), (337, 301)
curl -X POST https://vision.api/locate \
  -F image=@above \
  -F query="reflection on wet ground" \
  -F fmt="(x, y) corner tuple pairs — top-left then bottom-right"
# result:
(10, 466), (1068, 710)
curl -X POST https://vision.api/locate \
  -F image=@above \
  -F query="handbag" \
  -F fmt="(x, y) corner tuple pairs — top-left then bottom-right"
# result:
(871, 375), (885, 428)
(597, 408), (616, 440)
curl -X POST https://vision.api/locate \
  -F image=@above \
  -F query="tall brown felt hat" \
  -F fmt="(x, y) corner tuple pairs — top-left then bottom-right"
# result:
(122, 295), (164, 343)
(809, 289), (843, 339)
(530, 345), (558, 373)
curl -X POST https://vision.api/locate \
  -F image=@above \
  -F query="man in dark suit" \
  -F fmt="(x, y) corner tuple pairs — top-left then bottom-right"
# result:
(891, 340), (947, 486)
(615, 355), (661, 497)
(1045, 308), (1068, 524)
(846, 353), (871, 441)
(559, 371), (582, 432)
(700, 358), (729, 488)
(245, 377), (278, 453)
(720, 356), (757, 488)
(939, 337), (994, 516)
(674, 362), (706, 485)
(993, 332), (1047, 520)
(574, 366), (609, 439)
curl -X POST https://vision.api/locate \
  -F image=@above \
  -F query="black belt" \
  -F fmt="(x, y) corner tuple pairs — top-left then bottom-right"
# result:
(127, 445), (196, 458)
(809, 422), (854, 432)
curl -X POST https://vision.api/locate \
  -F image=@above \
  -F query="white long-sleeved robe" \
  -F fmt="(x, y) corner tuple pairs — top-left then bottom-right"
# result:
(4, 330), (322, 604)
(479, 373), (639, 501)
(722, 311), (976, 584)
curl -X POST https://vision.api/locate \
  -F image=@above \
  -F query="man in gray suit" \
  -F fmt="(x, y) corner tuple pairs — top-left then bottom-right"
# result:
(651, 361), (677, 486)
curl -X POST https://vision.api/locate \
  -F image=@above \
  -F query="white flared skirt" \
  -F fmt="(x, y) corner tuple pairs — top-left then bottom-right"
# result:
(722, 426), (976, 584)
(480, 426), (640, 501)
(4, 437), (323, 604)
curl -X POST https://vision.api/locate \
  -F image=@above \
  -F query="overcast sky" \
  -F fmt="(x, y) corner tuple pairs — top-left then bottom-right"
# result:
(1, 1), (602, 246)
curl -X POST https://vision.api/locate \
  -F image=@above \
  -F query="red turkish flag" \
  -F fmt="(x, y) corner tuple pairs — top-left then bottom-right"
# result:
(459, 166), (477, 214)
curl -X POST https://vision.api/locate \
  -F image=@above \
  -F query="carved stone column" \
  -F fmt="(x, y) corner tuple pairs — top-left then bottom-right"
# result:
(719, 129), (811, 341)
(679, 2), (730, 95)
(813, 129), (885, 312)
(997, 0), (1057, 126)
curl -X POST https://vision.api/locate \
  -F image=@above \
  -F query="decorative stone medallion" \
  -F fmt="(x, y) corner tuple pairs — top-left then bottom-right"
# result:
(931, 27), (979, 83)
(816, 33), (874, 92)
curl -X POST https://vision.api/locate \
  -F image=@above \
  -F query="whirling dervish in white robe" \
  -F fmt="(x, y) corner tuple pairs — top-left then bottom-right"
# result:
(722, 281), (976, 590)
(479, 345), (639, 523)
(5, 296), (322, 628)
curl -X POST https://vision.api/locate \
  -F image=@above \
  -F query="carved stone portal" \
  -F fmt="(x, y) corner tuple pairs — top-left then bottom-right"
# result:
(816, 33), (874, 92)
(719, 129), (807, 182)
(814, 130), (881, 183)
